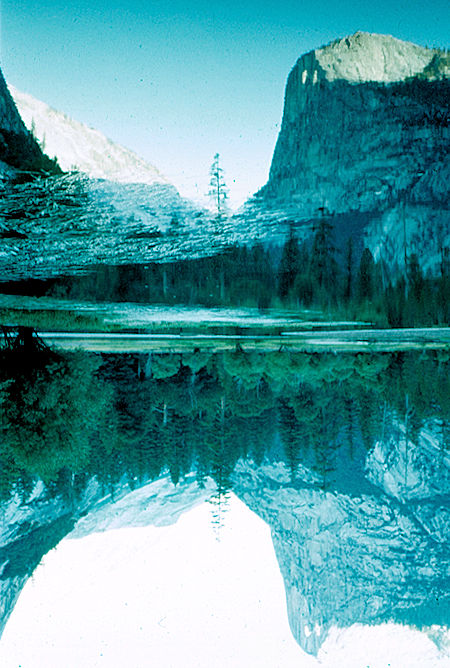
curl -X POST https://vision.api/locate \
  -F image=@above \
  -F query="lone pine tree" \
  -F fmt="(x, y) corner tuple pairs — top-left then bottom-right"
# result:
(208, 153), (229, 218)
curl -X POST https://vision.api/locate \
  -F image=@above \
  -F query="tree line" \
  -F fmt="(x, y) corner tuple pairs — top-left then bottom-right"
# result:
(274, 215), (449, 327)
(0, 128), (61, 176)
(27, 211), (446, 327)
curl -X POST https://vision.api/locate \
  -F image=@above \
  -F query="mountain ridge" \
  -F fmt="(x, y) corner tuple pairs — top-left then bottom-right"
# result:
(0, 69), (58, 176)
(9, 85), (169, 186)
(302, 31), (443, 84)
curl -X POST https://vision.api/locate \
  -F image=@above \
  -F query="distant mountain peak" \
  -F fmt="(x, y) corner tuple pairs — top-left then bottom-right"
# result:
(297, 32), (439, 84)
(8, 85), (169, 186)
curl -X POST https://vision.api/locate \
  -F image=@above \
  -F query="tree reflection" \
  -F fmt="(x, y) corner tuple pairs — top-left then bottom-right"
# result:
(0, 346), (113, 499)
(0, 345), (449, 651)
(0, 347), (448, 501)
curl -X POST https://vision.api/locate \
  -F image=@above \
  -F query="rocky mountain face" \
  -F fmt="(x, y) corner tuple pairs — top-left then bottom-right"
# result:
(233, 415), (450, 655)
(0, 69), (58, 176)
(1, 37), (449, 281)
(0, 86), (230, 281)
(9, 86), (169, 187)
(256, 32), (450, 274)
(0, 71), (28, 139)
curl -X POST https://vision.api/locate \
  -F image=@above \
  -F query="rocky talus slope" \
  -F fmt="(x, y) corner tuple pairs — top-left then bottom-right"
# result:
(0, 84), (227, 280)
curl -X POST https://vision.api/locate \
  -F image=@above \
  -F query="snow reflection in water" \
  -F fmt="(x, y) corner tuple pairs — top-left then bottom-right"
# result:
(0, 347), (449, 666)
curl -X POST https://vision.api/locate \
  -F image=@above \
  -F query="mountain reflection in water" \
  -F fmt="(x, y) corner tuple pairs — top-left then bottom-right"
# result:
(0, 345), (449, 664)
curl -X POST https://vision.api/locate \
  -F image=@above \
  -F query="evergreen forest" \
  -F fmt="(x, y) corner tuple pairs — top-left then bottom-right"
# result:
(1, 344), (448, 504)
(3, 213), (448, 328)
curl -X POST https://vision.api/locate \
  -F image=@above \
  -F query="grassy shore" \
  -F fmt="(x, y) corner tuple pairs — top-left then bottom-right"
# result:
(1, 295), (449, 354)
(0, 294), (364, 336)
(0, 307), (117, 332)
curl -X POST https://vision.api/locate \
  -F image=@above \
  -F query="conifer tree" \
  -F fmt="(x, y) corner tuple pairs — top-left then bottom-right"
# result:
(207, 153), (229, 218)
(357, 248), (375, 301)
(278, 225), (300, 299)
(309, 208), (338, 302)
(344, 237), (353, 303)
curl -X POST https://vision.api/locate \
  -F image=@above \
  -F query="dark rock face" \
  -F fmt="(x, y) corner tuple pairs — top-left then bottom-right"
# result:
(0, 67), (58, 174)
(259, 33), (450, 273)
(0, 69), (28, 138)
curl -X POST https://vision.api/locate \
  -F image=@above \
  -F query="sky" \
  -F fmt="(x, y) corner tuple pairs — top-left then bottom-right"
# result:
(0, 0), (449, 208)
(0, 495), (309, 667)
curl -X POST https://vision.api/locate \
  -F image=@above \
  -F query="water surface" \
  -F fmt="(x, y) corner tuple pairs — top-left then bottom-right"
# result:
(0, 346), (449, 666)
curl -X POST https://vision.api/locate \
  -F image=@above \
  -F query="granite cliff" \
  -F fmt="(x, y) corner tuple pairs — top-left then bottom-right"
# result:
(255, 32), (449, 274)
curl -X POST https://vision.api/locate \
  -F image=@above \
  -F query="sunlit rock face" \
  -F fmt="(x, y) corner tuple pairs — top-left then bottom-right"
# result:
(7, 85), (196, 233)
(259, 32), (450, 273)
(9, 86), (169, 187)
(290, 31), (438, 86)
(232, 418), (450, 655)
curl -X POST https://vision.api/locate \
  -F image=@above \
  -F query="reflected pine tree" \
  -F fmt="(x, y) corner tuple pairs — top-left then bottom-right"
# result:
(0, 349), (448, 502)
(1, 345), (449, 653)
(278, 398), (306, 480)
(0, 349), (113, 494)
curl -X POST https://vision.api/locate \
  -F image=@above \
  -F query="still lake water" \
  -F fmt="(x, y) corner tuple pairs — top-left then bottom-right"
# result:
(0, 346), (449, 666)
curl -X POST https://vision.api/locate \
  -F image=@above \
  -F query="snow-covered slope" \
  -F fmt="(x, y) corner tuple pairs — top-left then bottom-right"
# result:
(9, 85), (169, 186)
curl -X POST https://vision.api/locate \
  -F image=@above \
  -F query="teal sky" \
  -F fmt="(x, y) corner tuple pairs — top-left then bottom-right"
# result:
(1, 0), (449, 207)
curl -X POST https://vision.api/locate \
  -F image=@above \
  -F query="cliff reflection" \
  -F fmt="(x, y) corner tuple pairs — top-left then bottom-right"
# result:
(0, 345), (449, 653)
